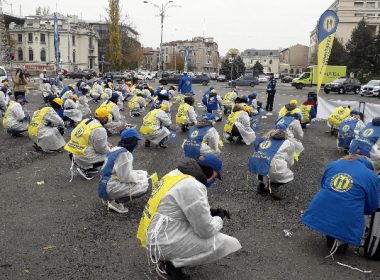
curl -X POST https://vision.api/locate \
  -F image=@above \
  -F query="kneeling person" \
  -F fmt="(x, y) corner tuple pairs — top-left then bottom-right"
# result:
(2, 95), (30, 137)
(224, 104), (256, 145)
(176, 96), (197, 132)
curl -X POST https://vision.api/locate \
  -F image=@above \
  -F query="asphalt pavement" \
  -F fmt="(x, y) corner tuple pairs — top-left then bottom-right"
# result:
(0, 80), (379, 280)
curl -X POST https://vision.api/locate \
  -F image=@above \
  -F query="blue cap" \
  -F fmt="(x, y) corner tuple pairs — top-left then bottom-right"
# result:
(16, 95), (27, 101)
(203, 113), (216, 121)
(250, 91), (257, 97)
(276, 124), (287, 130)
(350, 109), (360, 115)
(111, 92), (119, 99)
(121, 128), (144, 140)
(198, 153), (222, 180)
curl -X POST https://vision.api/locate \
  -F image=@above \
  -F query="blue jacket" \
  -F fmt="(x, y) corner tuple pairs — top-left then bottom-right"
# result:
(302, 158), (379, 246)
(178, 75), (192, 94)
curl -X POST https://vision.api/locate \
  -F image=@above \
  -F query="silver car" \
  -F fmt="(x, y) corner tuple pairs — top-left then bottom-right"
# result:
(360, 80), (380, 97)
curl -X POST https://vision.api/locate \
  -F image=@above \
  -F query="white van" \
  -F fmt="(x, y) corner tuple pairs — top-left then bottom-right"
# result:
(0, 66), (7, 82)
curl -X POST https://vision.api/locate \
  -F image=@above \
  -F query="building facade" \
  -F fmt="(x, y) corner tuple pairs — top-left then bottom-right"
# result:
(142, 47), (159, 71)
(241, 49), (280, 74)
(162, 37), (219, 73)
(309, 0), (380, 64)
(279, 44), (309, 75)
(8, 14), (99, 72)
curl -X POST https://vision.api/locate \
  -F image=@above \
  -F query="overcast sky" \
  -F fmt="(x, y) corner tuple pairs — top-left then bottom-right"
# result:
(6, 0), (333, 54)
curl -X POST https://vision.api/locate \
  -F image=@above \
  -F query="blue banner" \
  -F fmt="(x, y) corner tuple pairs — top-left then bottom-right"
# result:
(54, 13), (60, 74)
(184, 47), (190, 72)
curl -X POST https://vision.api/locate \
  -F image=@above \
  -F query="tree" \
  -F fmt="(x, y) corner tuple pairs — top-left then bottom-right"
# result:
(106, 0), (123, 70)
(368, 31), (380, 75)
(219, 56), (245, 80)
(251, 61), (264, 76)
(346, 19), (374, 75)
(165, 53), (184, 72)
(328, 38), (348, 66)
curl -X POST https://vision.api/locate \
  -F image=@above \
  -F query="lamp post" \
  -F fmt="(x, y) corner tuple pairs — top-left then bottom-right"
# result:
(143, 0), (180, 77)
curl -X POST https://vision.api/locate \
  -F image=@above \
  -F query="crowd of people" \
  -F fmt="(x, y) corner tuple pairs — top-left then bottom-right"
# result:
(0, 68), (379, 279)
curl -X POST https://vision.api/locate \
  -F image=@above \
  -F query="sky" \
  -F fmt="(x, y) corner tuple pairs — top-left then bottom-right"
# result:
(5, 0), (334, 55)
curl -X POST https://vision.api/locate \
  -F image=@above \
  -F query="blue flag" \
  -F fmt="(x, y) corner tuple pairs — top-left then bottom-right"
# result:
(54, 13), (60, 74)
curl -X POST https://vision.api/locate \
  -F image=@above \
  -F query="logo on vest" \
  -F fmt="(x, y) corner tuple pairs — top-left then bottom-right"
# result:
(277, 119), (285, 125)
(191, 130), (199, 138)
(75, 127), (85, 138)
(259, 140), (272, 149)
(342, 125), (350, 132)
(330, 173), (353, 193)
(363, 128), (374, 137)
(338, 109), (345, 115)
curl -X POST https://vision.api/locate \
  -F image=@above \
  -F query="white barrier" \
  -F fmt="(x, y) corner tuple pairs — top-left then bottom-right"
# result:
(317, 96), (380, 124)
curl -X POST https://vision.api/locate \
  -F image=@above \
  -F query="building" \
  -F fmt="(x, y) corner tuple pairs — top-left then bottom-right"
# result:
(162, 37), (219, 73)
(279, 44), (309, 75)
(309, 0), (380, 64)
(142, 47), (159, 71)
(241, 49), (280, 74)
(8, 13), (99, 72)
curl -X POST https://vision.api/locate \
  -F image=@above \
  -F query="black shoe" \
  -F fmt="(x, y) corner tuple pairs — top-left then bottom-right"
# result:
(76, 167), (95, 180)
(33, 143), (43, 152)
(163, 261), (190, 280)
(159, 142), (168, 149)
(145, 140), (151, 148)
(270, 184), (282, 200)
(227, 136), (235, 143)
(337, 243), (348, 254)
(257, 182), (268, 195)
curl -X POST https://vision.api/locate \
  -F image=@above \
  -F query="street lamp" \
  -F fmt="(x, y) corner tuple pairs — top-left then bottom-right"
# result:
(143, 0), (180, 77)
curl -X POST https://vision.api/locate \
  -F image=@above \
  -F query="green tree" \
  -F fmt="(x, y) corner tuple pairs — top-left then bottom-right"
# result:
(251, 61), (264, 76)
(328, 38), (348, 66)
(219, 56), (245, 80)
(368, 31), (380, 75)
(106, 0), (123, 70)
(346, 19), (374, 75)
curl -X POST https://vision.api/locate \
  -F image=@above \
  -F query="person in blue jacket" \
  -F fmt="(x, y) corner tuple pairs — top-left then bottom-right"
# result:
(178, 73), (192, 94)
(202, 86), (215, 106)
(302, 155), (379, 254)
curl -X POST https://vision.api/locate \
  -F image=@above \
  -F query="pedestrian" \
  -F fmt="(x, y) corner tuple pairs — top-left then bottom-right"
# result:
(39, 69), (49, 84)
(224, 104), (256, 145)
(12, 68), (28, 99)
(28, 98), (66, 152)
(175, 96), (197, 132)
(98, 128), (149, 214)
(2, 95), (30, 137)
(337, 110), (365, 152)
(178, 72), (192, 95)
(249, 126), (295, 200)
(137, 154), (241, 279)
(64, 108), (111, 180)
(302, 154), (379, 254)
(265, 73), (276, 112)
(139, 104), (172, 149)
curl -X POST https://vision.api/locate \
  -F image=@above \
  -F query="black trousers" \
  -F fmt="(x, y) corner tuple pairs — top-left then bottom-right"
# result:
(265, 91), (276, 111)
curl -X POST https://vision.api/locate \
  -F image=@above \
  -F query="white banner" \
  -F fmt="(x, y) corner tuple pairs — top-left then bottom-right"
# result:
(317, 96), (380, 124)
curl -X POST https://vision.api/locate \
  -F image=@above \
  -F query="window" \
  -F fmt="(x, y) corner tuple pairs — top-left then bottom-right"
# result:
(269, 59), (273, 64)
(355, 12), (365, 16)
(40, 49), (46, 62)
(18, 48), (23, 61)
(28, 33), (33, 43)
(40, 34), (46, 44)
(367, 13), (376, 17)
(89, 37), (93, 49)
(29, 48), (34, 61)
(17, 34), (22, 43)
(354, 1), (364, 8)
(269, 52), (273, 55)
(367, 2), (376, 8)
(72, 35), (75, 46)
(72, 50), (76, 63)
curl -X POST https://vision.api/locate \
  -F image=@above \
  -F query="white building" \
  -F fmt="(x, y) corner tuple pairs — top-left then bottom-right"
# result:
(8, 13), (99, 73)
(241, 49), (280, 74)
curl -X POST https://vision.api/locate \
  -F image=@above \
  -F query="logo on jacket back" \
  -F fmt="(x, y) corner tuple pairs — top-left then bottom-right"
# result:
(259, 140), (272, 149)
(342, 125), (350, 132)
(363, 128), (374, 137)
(330, 173), (353, 193)
(191, 130), (199, 138)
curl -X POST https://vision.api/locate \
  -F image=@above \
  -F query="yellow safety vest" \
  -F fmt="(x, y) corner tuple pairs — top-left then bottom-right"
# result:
(136, 173), (192, 248)
(64, 119), (102, 155)
(279, 106), (301, 118)
(28, 107), (52, 137)
(139, 109), (159, 135)
(176, 103), (191, 124)
(61, 90), (72, 100)
(328, 106), (351, 127)
(2, 101), (16, 128)
(224, 111), (243, 133)
(300, 105), (312, 124)
(100, 100), (117, 114)
(222, 92), (235, 105)
(128, 95), (140, 110)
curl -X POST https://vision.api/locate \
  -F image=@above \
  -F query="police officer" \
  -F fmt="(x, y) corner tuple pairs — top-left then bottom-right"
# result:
(265, 73), (276, 112)
(337, 110), (365, 152)
(176, 96), (197, 132)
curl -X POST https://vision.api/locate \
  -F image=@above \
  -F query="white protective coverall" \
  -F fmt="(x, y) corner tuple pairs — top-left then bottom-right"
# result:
(286, 119), (304, 156)
(104, 103), (127, 135)
(63, 99), (83, 123)
(77, 95), (91, 118)
(41, 83), (52, 99)
(130, 95), (146, 115)
(183, 105), (197, 125)
(30, 108), (66, 151)
(144, 109), (172, 145)
(5, 102), (29, 132)
(91, 83), (103, 100)
(73, 119), (109, 169)
(232, 111), (256, 145)
(147, 166), (241, 267)
(104, 147), (149, 199)
(268, 139), (295, 183)
(0, 90), (7, 115)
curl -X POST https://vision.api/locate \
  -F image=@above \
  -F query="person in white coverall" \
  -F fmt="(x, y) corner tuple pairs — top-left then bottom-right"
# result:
(224, 104), (256, 145)
(28, 98), (66, 152)
(63, 94), (83, 126)
(98, 128), (149, 213)
(2, 95), (30, 136)
(139, 154), (241, 279)
(100, 93), (128, 135)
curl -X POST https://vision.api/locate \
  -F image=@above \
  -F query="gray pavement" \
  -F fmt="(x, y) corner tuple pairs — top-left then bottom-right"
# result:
(0, 81), (379, 280)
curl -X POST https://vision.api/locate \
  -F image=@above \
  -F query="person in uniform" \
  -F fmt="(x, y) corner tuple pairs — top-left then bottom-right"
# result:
(337, 110), (365, 152)
(265, 73), (276, 112)
(222, 89), (238, 115)
(137, 154), (241, 279)
(300, 96), (317, 128)
(327, 106), (351, 136)
(176, 96), (197, 132)
(63, 94), (83, 128)
(28, 98), (66, 152)
(178, 73), (193, 95)
(2, 95), (30, 137)
(224, 104), (256, 145)
(99, 92), (128, 135)
(98, 128), (149, 213)
(128, 90), (146, 117)
(278, 100), (301, 118)
(206, 89), (223, 122)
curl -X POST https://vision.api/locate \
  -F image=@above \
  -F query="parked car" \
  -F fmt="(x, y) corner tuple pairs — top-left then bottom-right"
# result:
(136, 72), (146, 80)
(83, 68), (97, 77)
(145, 72), (154, 80)
(66, 70), (93, 79)
(228, 75), (259, 87)
(258, 75), (268, 83)
(0, 66), (7, 81)
(112, 72), (132, 82)
(209, 72), (218, 80)
(324, 78), (361, 94)
(360, 80), (380, 97)
(159, 73), (210, 86)
(281, 76), (294, 83)
(217, 74), (227, 82)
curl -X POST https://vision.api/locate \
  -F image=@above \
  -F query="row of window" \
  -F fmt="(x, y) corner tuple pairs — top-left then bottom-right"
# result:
(17, 33), (76, 46)
(354, 1), (380, 8)
(355, 12), (380, 16)
(17, 48), (77, 63)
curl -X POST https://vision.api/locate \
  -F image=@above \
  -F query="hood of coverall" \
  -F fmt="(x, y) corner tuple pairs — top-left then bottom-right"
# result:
(177, 158), (208, 186)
